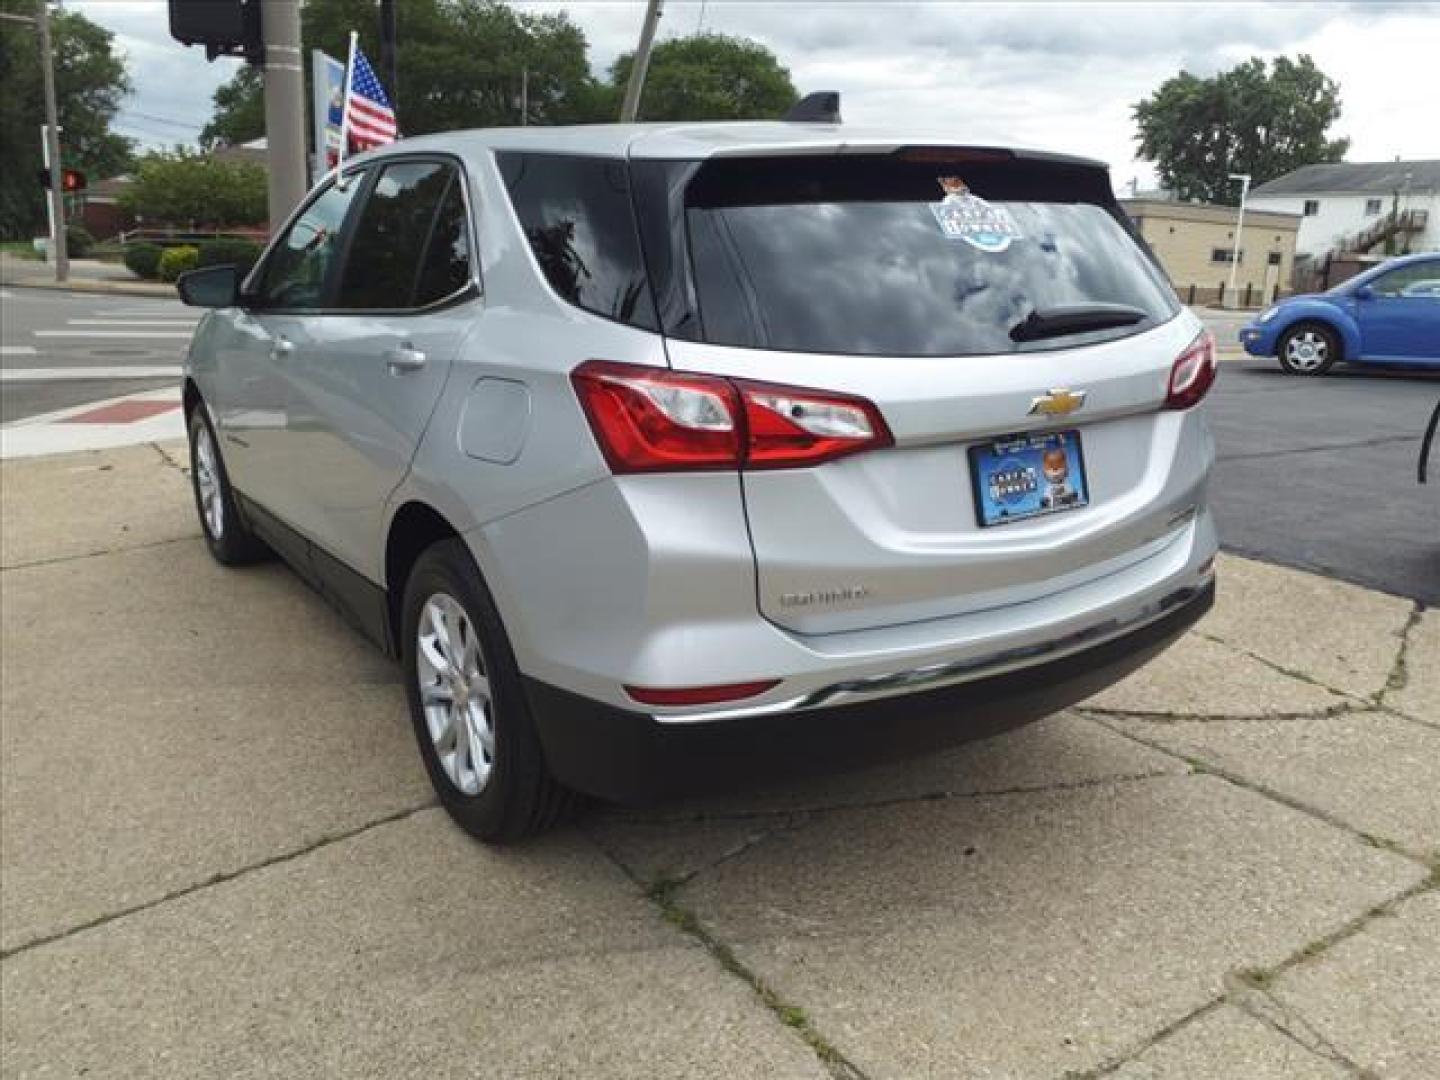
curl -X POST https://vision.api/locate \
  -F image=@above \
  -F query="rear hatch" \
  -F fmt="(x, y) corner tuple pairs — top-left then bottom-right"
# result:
(632, 148), (1203, 635)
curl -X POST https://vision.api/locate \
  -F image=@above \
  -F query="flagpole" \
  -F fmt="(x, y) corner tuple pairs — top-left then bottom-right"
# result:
(335, 30), (358, 187)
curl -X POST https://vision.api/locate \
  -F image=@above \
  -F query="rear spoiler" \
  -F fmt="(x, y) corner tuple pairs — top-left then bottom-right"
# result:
(784, 92), (842, 124)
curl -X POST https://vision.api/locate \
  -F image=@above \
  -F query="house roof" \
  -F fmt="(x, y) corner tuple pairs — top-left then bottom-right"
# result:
(1251, 160), (1440, 197)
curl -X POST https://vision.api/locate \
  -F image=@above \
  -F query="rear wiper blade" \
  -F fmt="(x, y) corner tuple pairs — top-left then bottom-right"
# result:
(1009, 303), (1148, 343)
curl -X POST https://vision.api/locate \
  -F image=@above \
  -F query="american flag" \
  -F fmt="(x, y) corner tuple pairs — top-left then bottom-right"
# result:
(345, 47), (397, 150)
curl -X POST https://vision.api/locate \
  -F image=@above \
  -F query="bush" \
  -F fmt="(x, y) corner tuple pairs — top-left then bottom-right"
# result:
(123, 242), (164, 280)
(118, 150), (267, 229)
(157, 245), (200, 283)
(66, 222), (95, 258)
(196, 238), (264, 276)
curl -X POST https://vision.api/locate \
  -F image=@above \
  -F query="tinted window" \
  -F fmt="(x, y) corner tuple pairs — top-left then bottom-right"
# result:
(680, 156), (1178, 356)
(337, 161), (454, 309)
(414, 175), (473, 305)
(257, 178), (361, 308)
(497, 152), (657, 330)
(1370, 260), (1440, 297)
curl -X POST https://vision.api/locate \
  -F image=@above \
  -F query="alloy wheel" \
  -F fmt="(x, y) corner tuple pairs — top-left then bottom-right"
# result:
(194, 423), (224, 538)
(1285, 329), (1329, 373)
(416, 592), (496, 795)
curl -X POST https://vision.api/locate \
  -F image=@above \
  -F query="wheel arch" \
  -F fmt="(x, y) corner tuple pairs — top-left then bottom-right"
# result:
(1273, 306), (1359, 363)
(384, 501), (467, 653)
(182, 377), (204, 420)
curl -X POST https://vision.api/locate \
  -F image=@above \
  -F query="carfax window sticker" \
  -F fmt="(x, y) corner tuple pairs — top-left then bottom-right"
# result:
(930, 176), (1023, 253)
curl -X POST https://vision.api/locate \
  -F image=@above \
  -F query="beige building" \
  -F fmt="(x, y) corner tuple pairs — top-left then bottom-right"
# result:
(1120, 198), (1301, 307)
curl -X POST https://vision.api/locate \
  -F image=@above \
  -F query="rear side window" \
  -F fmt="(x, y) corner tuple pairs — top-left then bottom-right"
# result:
(497, 152), (657, 330)
(338, 161), (472, 310)
(676, 155), (1178, 356)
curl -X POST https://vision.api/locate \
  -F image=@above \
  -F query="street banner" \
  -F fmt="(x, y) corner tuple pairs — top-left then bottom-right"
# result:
(310, 49), (346, 181)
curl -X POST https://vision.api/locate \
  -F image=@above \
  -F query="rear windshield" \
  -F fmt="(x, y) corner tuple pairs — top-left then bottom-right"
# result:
(673, 155), (1177, 356)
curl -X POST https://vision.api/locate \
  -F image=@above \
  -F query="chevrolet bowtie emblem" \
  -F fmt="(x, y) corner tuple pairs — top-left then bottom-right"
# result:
(1028, 388), (1087, 417)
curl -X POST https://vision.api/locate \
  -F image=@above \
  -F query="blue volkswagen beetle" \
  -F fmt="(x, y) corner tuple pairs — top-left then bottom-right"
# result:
(1239, 253), (1440, 375)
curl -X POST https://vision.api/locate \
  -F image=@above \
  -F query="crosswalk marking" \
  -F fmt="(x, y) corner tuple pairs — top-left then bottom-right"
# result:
(34, 330), (193, 339)
(1, 366), (183, 382)
(1, 345), (38, 356)
(65, 319), (199, 327)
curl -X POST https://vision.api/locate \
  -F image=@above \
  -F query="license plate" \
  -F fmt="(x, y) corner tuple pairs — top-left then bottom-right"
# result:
(968, 430), (1089, 528)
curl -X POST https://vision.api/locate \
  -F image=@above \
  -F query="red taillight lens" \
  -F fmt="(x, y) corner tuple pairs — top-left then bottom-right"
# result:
(739, 381), (893, 469)
(1164, 331), (1218, 410)
(624, 679), (781, 707)
(571, 360), (893, 473)
(571, 360), (741, 473)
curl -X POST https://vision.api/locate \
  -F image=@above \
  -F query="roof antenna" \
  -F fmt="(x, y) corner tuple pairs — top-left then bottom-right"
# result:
(784, 92), (841, 124)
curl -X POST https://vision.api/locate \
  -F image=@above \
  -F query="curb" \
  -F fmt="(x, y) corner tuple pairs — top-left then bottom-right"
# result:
(0, 276), (177, 299)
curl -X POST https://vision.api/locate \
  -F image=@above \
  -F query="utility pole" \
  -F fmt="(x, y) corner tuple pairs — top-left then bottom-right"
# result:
(619, 0), (663, 122)
(520, 67), (529, 126)
(260, 0), (307, 229)
(1226, 172), (1251, 310)
(379, 0), (398, 113)
(35, 0), (68, 282)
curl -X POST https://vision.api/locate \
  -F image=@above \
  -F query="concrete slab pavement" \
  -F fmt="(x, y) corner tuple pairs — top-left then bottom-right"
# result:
(1, 440), (1435, 1078)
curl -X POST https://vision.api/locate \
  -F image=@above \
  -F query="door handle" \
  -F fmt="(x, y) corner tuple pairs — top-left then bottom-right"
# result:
(385, 343), (427, 375)
(271, 336), (294, 361)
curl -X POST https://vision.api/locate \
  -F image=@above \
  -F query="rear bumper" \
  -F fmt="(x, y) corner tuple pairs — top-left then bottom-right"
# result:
(524, 577), (1214, 804)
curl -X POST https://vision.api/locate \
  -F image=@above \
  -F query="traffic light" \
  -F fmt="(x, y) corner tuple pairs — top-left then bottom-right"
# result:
(169, 0), (263, 63)
(36, 168), (87, 193)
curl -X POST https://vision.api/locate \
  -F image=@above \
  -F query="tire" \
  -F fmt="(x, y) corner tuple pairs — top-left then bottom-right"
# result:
(188, 405), (269, 565)
(401, 538), (576, 842)
(1277, 322), (1340, 375)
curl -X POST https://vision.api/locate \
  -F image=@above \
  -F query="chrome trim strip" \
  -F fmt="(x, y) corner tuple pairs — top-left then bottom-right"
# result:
(652, 579), (1208, 725)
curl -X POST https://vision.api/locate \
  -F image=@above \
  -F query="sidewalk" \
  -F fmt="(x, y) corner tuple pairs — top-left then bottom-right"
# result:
(1, 442), (1435, 1078)
(1, 252), (176, 298)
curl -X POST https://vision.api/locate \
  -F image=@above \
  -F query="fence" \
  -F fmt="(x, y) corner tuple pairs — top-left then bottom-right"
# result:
(114, 226), (268, 247)
(1180, 282), (1285, 308)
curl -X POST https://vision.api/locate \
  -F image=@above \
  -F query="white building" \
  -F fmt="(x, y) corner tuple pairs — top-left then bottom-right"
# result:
(1247, 160), (1439, 259)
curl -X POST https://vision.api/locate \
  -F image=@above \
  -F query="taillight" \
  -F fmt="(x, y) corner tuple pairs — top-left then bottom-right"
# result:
(571, 360), (893, 473)
(1164, 331), (1218, 410)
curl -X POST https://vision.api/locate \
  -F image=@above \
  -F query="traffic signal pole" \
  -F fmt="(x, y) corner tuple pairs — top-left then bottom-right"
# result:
(35, 0), (67, 282)
(260, 0), (308, 231)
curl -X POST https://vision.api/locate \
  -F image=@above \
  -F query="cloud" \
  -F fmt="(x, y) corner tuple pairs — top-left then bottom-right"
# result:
(72, 0), (1440, 187)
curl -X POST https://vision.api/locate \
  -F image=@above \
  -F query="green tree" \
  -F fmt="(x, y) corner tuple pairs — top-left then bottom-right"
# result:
(1134, 55), (1349, 205)
(200, 0), (604, 150)
(608, 33), (798, 121)
(0, 1), (133, 238)
(117, 149), (267, 227)
(200, 66), (265, 149)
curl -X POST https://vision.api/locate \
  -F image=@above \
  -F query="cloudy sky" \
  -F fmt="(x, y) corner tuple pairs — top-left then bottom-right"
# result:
(75, 0), (1439, 190)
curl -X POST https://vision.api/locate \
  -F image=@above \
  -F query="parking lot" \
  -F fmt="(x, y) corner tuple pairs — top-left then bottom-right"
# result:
(2, 421), (1436, 1076)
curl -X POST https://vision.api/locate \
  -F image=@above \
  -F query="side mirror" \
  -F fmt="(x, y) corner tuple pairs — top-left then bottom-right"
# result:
(1353, 284), (1375, 301)
(177, 265), (239, 309)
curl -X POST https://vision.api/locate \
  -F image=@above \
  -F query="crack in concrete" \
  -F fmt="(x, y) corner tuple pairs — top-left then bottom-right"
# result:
(0, 799), (438, 962)
(1195, 630), (1366, 697)
(587, 827), (870, 1080)
(149, 439), (190, 474)
(0, 532), (200, 572)
(1079, 702), (1356, 724)
(1087, 715), (1437, 869)
(1227, 974), (1378, 1078)
(590, 768), (1176, 828)
(1217, 432), (1420, 464)
(1061, 998), (1225, 1079)
(1377, 604), (1424, 705)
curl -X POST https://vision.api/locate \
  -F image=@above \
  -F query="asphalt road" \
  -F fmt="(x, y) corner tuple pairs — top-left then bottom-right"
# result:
(0, 287), (190, 423)
(1207, 355), (1439, 604)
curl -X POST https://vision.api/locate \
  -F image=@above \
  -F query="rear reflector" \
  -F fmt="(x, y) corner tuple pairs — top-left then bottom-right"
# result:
(572, 360), (893, 473)
(1164, 330), (1218, 410)
(624, 680), (781, 707)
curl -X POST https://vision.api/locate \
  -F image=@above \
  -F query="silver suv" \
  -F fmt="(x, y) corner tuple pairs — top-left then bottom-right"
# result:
(179, 123), (1218, 841)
